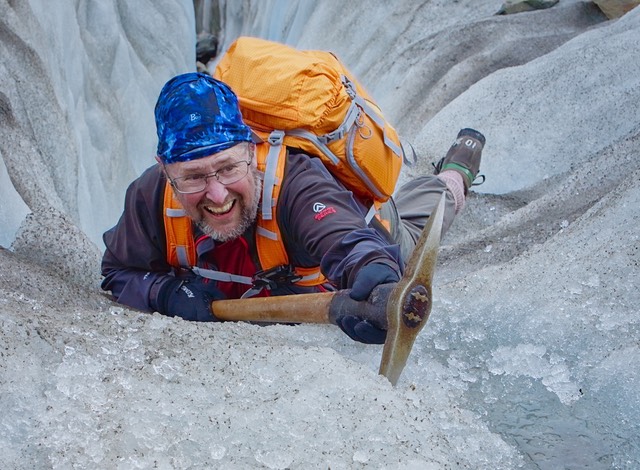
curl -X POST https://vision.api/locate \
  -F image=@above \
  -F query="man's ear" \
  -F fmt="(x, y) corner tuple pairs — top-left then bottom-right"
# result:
(156, 157), (171, 181)
(155, 156), (169, 176)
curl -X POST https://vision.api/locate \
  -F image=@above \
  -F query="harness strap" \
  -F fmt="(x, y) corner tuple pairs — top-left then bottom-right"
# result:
(318, 100), (361, 145)
(296, 268), (324, 283)
(256, 138), (327, 287)
(163, 181), (196, 268)
(365, 205), (377, 225)
(166, 208), (187, 217)
(256, 225), (279, 241)
(286, 128), (340, 164)
(192, 266), (253, 285)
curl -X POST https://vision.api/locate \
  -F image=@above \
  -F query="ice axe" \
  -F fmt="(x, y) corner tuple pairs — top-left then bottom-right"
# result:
(211, 193), (446, 385)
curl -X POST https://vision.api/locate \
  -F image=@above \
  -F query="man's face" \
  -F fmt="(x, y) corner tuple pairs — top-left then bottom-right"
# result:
(161, 143), (262, 242)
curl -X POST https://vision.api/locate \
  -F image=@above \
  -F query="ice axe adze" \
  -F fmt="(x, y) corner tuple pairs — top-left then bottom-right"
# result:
(211, 193), (446, 386)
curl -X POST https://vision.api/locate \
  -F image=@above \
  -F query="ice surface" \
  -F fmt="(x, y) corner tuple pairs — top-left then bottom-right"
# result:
(0, 254), (521, 468)
(0, 155), (30, 248)
(414, 6), (640, 195)
(1, 0), (639, 468)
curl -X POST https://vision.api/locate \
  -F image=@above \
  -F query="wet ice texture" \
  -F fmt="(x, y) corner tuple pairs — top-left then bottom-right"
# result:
(419, 172), (640, 466)
(0, 253), (520, 468)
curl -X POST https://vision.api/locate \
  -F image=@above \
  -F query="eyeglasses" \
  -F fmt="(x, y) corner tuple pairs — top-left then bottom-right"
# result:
(168, 157), (252, 194)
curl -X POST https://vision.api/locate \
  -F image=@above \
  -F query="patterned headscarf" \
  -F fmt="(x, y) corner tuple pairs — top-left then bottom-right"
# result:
(155, 73), (252, 163)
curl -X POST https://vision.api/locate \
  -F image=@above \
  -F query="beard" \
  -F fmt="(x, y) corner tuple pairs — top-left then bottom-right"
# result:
(197, 169), (262, 242)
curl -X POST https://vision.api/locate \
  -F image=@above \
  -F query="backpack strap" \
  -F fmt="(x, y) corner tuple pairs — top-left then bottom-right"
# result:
(342, 76), (403, 159)
(191, 266), (253, 285)
(163, 180), (196, 269)
(256, 135), (327, 287)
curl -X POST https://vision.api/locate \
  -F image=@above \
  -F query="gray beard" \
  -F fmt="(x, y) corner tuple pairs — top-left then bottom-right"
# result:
(198, 170), (262, 242)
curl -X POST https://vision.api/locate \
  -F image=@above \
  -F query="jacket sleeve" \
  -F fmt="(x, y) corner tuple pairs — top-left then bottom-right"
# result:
(278, 154), (403, 289)
(100, 165), (176, 312)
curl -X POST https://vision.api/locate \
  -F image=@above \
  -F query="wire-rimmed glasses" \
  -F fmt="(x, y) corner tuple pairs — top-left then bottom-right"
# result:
(167, 155), (253, 194)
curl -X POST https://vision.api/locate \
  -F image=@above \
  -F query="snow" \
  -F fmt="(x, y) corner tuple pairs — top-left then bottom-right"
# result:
(1, 0), (639, 468)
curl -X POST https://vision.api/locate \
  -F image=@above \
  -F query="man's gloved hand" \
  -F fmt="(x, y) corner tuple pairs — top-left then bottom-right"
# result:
(155, 277), (224, 322)
(349, 263), (400, 301)
(337, 263), (401, 344)
(336, 315), (387, 344)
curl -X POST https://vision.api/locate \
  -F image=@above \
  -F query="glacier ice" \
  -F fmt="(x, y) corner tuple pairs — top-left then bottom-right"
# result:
(1, 0), (639, 468)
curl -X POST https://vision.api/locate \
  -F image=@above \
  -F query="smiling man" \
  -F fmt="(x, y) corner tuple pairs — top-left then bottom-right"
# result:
(101, 73), (484, 344)
(160, 142), (261, 242)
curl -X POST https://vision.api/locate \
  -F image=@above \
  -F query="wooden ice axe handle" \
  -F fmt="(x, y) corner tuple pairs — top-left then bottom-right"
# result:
(211, 283), (394, 329)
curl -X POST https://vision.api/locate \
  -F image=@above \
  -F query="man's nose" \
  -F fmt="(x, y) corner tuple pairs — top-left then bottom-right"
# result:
(203, 176), (228, 203)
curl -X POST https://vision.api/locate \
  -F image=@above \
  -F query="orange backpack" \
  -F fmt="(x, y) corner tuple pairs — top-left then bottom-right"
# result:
(165, 37), (406, 294)
(213, 36), (405, 206)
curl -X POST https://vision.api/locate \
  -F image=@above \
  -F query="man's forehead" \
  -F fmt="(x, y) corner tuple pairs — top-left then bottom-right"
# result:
(170, 143), (246, 170)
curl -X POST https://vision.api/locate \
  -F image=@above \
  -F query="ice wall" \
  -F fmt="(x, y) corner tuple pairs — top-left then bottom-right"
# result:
(216, 0), (317, 53)
(415, 7), (640, 194)
(0, 0), (195, 285)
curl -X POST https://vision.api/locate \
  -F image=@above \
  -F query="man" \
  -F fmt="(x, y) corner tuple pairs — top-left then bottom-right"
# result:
(101, 73), (485, 344)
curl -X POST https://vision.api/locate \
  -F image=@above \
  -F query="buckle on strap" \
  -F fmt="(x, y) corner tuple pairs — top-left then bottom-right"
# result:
(268, 130), (285, 145)
(341, 75), (357, 99)
(251, 265), (302, 292)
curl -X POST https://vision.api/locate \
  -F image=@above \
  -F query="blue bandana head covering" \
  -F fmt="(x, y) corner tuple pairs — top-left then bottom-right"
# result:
(155, 73), (252, 163)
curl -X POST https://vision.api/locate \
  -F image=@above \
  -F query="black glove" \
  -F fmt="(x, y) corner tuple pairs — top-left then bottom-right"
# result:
(155, 277), (224, 322)
(336, 315), (387, 344)
(337, 263), (400, 344)
(349, 263), (400, 301)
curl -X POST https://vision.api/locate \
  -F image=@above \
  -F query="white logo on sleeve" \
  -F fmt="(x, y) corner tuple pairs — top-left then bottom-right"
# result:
(313, 202), (326, 213)
(312, 201), (336, 221)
